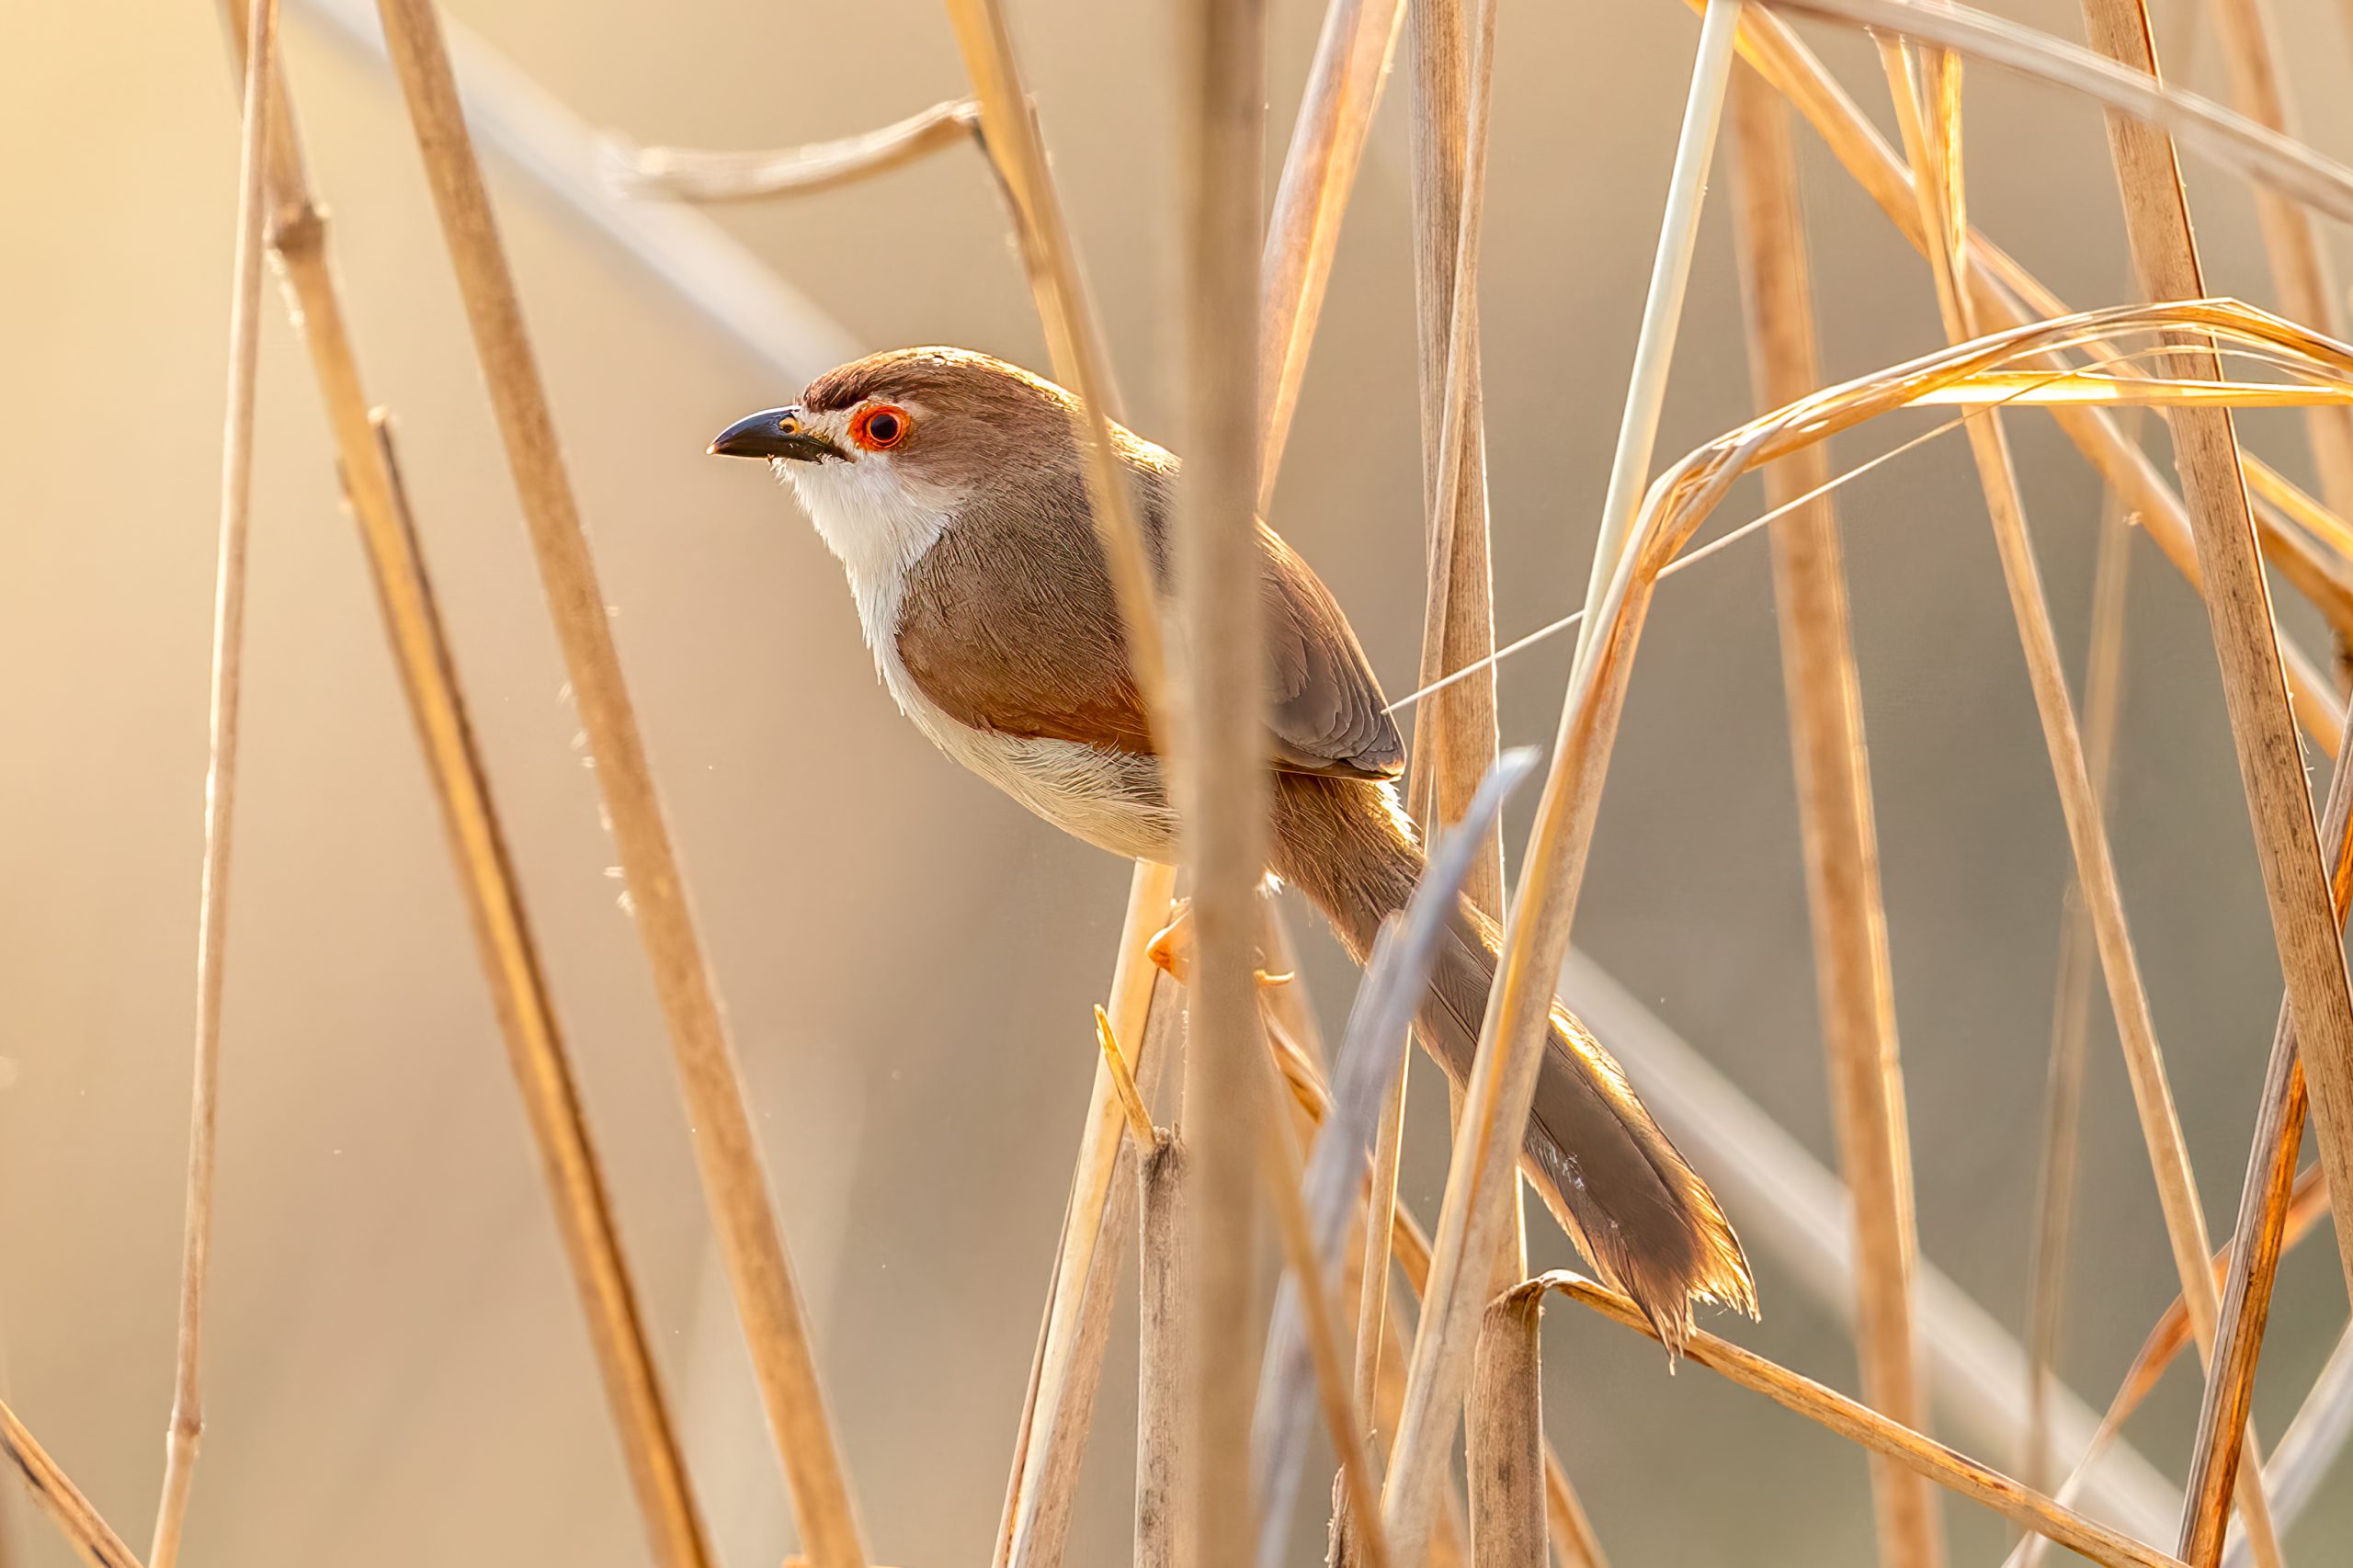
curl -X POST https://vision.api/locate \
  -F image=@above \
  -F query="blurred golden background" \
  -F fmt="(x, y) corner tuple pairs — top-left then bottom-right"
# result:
(3, 1), (2349, 1562)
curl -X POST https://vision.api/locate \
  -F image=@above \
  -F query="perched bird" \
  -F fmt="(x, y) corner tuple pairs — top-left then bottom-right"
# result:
(711, 347), (1755, 1341)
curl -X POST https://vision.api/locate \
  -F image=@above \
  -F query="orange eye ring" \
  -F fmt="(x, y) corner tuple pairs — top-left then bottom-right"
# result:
(851, 403), (913, 451)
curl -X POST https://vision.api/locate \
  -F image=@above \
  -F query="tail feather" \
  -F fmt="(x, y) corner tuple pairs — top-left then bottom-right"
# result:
(1272, 774), (1756, 1347)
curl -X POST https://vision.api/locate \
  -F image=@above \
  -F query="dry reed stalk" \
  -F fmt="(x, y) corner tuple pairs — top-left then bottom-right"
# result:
(1379, 6), (1745, 1556)
(2246, 491), (2353, 650)
(1517, 1276), (2187, 1568)
(1171, 1), (1270, 1561)
(1715, 1), (2346, 756)
(939, 0), (1170, 738)
(2075, 0), (2353, 1315)
(2178, 669), (2353, 1563)
(2230, 1320), (2353, 1561)
(1469, 1290), (1545, 1566)
(203, 9), (715, 1564)
(1729, 58), (1939, 1568)
(1761, 0), (2353, 221)
(1258, 0), (1404, 505)
(604, 99), (983, 202)
(2200, 0), (2353, 524)
(994, 903), (1178, 1568)
(1135, 1132), (1192, 1568)
(0, 1401), (141, 1568)
(370, 3), (864, 1561)
(153, 6), (275, 1563)
(2021, 476), (2133, 1499)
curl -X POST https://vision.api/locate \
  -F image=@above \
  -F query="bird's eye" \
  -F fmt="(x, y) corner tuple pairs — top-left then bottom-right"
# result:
(851, 403), (912, 451)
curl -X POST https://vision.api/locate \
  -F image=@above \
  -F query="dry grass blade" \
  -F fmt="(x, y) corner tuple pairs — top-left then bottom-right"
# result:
(2179, 664), (2353, 1564)
(1713, 0), (2345, 757)
(1518, 1276), (2187, 1568)
(205, 10), (716, 1565)
(1471, 1290), (1546, 1565)
(939, 0), (1170, 736)
(1171, 2), (1269, 1561)
(1760, 0), (2353, 222)
(1, 1401), (142, 1568)
(370, 2), (864, 1560)
(2075, 0), (2353, 1320)
(1730, 56), (1938, 1568)
(1381, 7), (1745, 1556)
(2022, 477), (2133, 1499)
(153, 6), (276, 1564)
(603, 98), (982, 202)
(1258, 0), (1404, 504)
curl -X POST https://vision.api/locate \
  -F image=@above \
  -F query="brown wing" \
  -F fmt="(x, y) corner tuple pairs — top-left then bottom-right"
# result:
(895, 447), (1403, 782)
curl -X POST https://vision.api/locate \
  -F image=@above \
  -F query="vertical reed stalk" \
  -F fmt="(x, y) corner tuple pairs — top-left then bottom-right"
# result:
(201, 8), (715, 1564)
(153, 6), (275, 1563)
(370, 3), (864, 1560)
(1380, 6), (1744, 1555)
(2076, 0), (2353, 1314)
(1174, 0), (1270, 1561)
(1730, 58), (1940, 1568)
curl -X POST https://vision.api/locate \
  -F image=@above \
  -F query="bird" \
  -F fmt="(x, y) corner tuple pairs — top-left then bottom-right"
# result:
(710, 346), (1755, 1344)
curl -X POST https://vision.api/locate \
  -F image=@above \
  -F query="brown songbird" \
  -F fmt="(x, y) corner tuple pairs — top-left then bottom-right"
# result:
(711, 347), (1755, 1341)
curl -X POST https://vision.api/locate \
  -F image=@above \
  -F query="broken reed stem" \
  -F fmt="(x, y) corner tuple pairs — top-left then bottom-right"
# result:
(2178, 671), (2353, 1564)
(369, 2), (863, 1561)
(1, 1400), (142, 1568)
(939, 0), (1171, 741)
(153, 5), (276, 1564)
(2075, 0), (2353, 1317)
(1258, 0), (1404, 507)
(605, 98), (982, 202)
(202, 10), (716, 1566)
(2022, 471), (2133, 1499)
(1470, 1290), (1546, 1566)
(2200, 0), (2353, 521)
(1135, 1132), (1193, 1568)
(995, 881), (1178, 1568)
(1173, 0), (1269, 1561)
(1730, 59), (1939, 1568)
(1380, 6), (1743, 1555)
(1716, 0), (2344, 758)
(1518, 1277), (2188, 1568)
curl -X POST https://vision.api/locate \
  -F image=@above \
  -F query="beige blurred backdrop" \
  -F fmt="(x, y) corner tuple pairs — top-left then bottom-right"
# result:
(5, 1), (2351, 1563)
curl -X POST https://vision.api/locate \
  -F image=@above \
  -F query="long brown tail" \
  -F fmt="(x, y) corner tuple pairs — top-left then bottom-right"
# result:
(1271, 773), (1756, 1346)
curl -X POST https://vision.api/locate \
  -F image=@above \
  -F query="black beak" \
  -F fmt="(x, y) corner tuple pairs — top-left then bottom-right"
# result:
(709, 406), (845, 462)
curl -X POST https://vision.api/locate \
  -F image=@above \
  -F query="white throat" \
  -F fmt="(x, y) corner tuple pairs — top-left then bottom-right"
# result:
(775, 455), (957, 666)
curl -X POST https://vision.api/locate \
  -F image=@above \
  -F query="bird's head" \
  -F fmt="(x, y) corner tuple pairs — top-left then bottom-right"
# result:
(709, 347), (1107, 522)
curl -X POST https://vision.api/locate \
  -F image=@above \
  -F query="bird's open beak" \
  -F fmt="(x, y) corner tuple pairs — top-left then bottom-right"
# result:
(708, 407), (845, 462)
